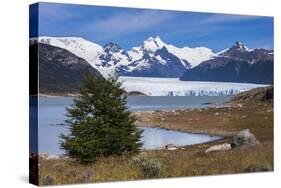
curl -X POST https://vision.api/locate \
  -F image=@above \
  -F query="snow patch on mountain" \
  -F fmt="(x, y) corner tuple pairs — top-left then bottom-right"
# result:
(166, 45), (214, 67)
(119, 76), (268, 96)
(215, 48), (229, 57)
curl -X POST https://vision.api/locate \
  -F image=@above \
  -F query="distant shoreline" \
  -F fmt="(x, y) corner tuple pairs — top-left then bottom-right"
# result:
(34, 91), (147, 97)
(39, 93), (79, 97)
(30, 93), (80, 97)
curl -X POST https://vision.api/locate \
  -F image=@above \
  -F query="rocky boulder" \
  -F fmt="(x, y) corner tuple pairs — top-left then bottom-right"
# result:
(205, 143), (232, 153)
(233, 129), (259, 146)
(164, 144), (177, 150)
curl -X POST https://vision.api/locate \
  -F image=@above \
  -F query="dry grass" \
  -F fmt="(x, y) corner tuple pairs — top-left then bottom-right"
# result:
(39, 154), (143, 185)
(39, 141), (273, 185)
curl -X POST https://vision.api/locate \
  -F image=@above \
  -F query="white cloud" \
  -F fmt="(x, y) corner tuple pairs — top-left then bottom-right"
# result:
(39, 3), (76, 21)
(200, 14), (260, 24)
(84, 11), (174, 39)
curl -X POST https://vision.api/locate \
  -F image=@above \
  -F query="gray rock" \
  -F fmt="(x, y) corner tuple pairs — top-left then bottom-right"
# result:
(165, 144), (177, 150)
(233, 129), (259, 146)
(205, 143), (232, 153)
(46, 154), (60, 160)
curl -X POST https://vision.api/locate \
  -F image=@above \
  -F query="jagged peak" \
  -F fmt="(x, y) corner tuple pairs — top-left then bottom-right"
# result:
(103, 42), (123, 53)
(145, 36), (165, 45)
(146, 36), (161, 41)
(232, 41), (250, 51)
(143, 36), (167, 52)
(235, 41), (244, 46)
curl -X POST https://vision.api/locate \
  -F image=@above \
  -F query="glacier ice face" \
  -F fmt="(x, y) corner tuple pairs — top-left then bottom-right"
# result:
(119, 76), (268, 96)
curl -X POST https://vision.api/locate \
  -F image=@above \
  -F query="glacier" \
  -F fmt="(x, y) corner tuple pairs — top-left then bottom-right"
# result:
(119, 76), (268, 96)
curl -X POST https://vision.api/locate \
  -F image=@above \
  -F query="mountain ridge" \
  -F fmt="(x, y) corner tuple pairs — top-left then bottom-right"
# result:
(30, 37), (273, 84)
(179, 41), (273, 84)
(30, 36), (215, 78)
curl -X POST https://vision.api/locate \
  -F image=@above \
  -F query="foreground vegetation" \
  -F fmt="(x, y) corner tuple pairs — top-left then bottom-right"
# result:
(39, 141), (273, 185)
(38, 87), (273, 185)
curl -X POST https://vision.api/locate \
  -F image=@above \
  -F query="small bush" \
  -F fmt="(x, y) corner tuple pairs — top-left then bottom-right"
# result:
(79, 170), (94, 182)
(42, 175), (55, 185)
(244, 164), (271, 172)
(132, 154), (161, 178)
(54, 163), (64, 172)
(195, 151), (209, 158)
(66, 170), (77, 178)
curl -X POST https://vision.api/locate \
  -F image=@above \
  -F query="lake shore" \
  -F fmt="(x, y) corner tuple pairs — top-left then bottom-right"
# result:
(134, 107), (236, 137)
(34, 93), (80, 97)
(134, 89), (273, 140)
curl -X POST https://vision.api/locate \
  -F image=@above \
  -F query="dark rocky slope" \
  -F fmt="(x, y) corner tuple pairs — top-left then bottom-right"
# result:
(30, 43), (101, 95)
(180, 42), (273, 84)
(231, 86), (273, 103)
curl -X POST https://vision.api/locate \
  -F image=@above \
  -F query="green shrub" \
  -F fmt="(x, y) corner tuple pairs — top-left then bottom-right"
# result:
(132, 154), (161, 178)
(42, 175), (55, 185)
(78, 170), (94, 182)
(54, 163), (64, 172)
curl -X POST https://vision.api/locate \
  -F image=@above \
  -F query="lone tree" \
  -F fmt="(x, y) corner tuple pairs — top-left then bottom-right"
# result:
(60, 74), (143, 163)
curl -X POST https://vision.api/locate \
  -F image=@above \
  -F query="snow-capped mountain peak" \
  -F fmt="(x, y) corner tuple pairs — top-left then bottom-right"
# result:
(232, 41), (250, 51)
(131, 36), (215, 68)
(215, 41), (254, 59)
(142, 36), (166, 53)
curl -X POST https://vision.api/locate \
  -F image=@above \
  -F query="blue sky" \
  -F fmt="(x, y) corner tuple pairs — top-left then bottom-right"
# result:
(30, 2), (274, 52)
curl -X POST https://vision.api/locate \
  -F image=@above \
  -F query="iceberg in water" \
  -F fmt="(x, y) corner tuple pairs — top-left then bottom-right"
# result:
(119, 76), (268, 96)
